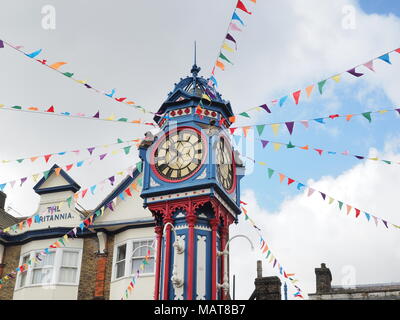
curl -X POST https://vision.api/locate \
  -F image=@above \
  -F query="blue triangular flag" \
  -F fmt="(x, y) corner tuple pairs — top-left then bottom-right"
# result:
(25, 49), (42, 58)
(279, 96), (288, 107)
(232, 11), (245, 26)
(0, 183), (6, 191)
(378, 53), (391, 64)
(77, 161), (84, 167)
(90, 185), (97, 195)
(233, 135), (241, 146)
(314, 118), (325, 124)
(364, 212), (371, 221)
(296, 183), (305, 190)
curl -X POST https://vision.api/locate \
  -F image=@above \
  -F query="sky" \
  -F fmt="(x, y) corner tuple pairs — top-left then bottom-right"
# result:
(0, 0), (400, 300)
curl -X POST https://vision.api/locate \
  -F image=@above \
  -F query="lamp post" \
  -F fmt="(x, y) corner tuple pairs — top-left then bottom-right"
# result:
(217, 234), (254, 298)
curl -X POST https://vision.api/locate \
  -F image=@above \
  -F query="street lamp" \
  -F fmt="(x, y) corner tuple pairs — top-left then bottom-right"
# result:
(217, 234), (254, 296)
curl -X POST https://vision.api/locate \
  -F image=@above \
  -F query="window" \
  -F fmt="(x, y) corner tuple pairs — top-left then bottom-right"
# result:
(113, 238), (155, 280)
(115, 244), (126, 279)
(32, 251), (55, 285)
(59, 251), (79, 284)
(131, 240), (155, 274)
(19, 254), (30, 288)
(16, 248), (81, 289)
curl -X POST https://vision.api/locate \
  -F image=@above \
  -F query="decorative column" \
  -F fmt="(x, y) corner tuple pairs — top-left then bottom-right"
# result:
(220, 223), (229, 300)
(162, 203), (173, 300)
(154, 220), (163, 300)
(185, 200), (196, 300)
(210, 218), (219, 300)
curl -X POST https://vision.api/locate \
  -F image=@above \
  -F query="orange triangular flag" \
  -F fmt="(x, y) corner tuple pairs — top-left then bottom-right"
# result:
(242, 126), (251, 137)
(30, 156), (38, 162)
(54, 167), (62, 176)
(216, 60), (225, 71)
(49, 62), (67, 70)
(279, 173), (285, 183)
(346, 114), (354, 121)
(305, 85), (314, 98)
(300, 145), (309, 150)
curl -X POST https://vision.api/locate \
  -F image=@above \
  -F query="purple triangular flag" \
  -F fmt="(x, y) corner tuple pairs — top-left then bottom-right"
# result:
(355, 155), (364, 160)
(108, 176), (115, 186)
(285, 122), (295, 135)
(0, 40), (4, 48)
(99, 153), (107, 160)
(396, 109), (400, 115)
(259, 104), (271, 113)
(20, 177), (28, 186)
(93, 111), (100, 118)
(226, 33), (237, 49)
(382, 220), (388, 228)
(261, 140), (269, 148)
(87, 147), (95, 155)
(347, 68), (364, 77)
(320, 192), (326, 200)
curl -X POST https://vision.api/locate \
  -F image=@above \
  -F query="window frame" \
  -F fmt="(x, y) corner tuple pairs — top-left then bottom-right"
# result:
(112, 237), (155, 281)
(15, 247), (82, 290)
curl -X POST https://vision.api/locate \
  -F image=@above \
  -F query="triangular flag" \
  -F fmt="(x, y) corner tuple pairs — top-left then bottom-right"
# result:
(44, 154), (52, 163)
(229, 22), (242, 32)
(346, 205), (352, 215)
(300, 120), (309, 128)
(49, 62), (67, 70)
(378, 53), (391, 64)
(271, 124), (280, 136)
(236, 0), (252, 14)
(297, 183), (305, 190)
(307, 188), (315, 197)
(278, 173), (285, 183)
(90, 185), (97, 195)
(364, 60), (375, 72)
(43, 170), (51, 179)
(222, 42), (235, 53)
(242, 126), (251, 137)
(320, 192), (326, 200)
(318, 80), (327, 94)
(216, 60), (225, 71)
(239, 112), (250, 118)
(331, 74), (341, 83)
(279, 96), (288, 107)
(292, 90), (301, 105)
(123, 146), (132, 155)
(273, 143), (282, 151)
(305, 85), (314, 98)
(267, 168), (274, 179)
(288, 178), (295, 185)
(219, 52), (233, 64)
(347, 68), (364, 77)
(256, 125), (265, 136)
(285, 122), (295, 135)
(232, 11), (245, 25)
(46, 106), (55, 113)
(26, 49), (42, 58)
(314, 149), (324, 156)
(355, 208), (361, 218)
(259, 104), (271, 113)
(362, 112), (372, 123)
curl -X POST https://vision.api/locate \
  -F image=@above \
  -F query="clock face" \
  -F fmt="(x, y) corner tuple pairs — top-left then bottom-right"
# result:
(152, 127), (206, 182)
(216, 136), (235, 192)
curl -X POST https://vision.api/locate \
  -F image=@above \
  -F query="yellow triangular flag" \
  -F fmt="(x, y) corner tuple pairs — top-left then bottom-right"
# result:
(378, 110), (388, 114)
(271, 124), (280, 136)
(328, 197), (334, 204)
(222, 43), (235, 53)
(331, 74), (341, 83)
(257, 161), (267, 166)
(106, 114), (116, 121)
(201, 94), (211, 102)
(32, 174), (40, 182)
(272, 143), (282, 151)
(111, 149), (120, 155)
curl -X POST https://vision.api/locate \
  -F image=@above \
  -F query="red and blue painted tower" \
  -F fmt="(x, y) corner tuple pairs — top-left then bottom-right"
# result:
(139, 63), (244, 300)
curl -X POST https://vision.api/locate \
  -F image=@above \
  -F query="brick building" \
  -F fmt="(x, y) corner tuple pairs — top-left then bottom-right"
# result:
(309, 263), (400, 300)
(0, 164), (155, 300)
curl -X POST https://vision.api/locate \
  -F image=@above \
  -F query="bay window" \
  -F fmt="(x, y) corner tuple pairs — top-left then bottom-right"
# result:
(16, 248), (82, 288)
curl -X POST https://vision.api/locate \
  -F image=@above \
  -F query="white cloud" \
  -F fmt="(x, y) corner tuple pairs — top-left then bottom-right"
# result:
(230, 138), (400, 299)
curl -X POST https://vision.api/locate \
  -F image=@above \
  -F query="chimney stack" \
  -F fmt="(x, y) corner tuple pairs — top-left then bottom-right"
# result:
(257, 260), (263, 278)
(0, 191), (6, 210)
(315, 263), (332, 294)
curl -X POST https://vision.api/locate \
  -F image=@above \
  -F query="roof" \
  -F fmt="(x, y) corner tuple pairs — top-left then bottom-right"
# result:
(33, 164), (81, 195)
(0, 208), (25, 229)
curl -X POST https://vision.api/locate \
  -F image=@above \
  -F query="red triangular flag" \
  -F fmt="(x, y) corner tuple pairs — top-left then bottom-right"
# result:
(44, 154), (52, 163)
(124, 188), (132, 197)
(287, 178), (295, 185)
(315, 149), (323, 156)
(236, 0), (252, 14)
(46, 105), (55, 113)
(293, 90), (301, 105)
(355, 208), (360, 218)
(66, 164), (73, 171)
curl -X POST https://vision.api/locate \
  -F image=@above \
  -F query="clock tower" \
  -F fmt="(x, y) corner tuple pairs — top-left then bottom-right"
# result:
(139, 63), (245, 300)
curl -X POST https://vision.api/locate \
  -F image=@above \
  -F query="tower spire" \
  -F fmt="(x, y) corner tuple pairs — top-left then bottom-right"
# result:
(191, 41), (201, 77)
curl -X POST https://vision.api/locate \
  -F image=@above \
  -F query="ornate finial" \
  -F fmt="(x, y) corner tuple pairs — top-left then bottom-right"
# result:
(191, 41), (201, 77)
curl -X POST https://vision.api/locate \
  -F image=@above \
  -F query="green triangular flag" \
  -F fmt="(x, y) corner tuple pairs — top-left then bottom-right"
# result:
(382, 160), (391, 165)
(338, 201), (343, 210)
(123, 146), (132, 155)
(287, 141), (295, 149)
(66, 196), (73, 208)
(118, 118), (128, 122)
(117, 138), (123, 143)
(12, 106), (22, 110)
(95, 210), (101, 217)
(43, 170), (51, 180)
(244, 214), (249, 220)
(268, 168), (274, 179)
(143, 260), (149, 265)
(239, 112), (250, 118)
(137, 177), (143, 186)
(58, 238), (65, 246)
(256, 125), (265, 137)
(318, 80), (327, 94)
(362, 112), (372, 123)
(219, 52), (233, 65)
(63, 72), (74, 77)
(16, 159), (24, 163)
(136, 161), (143, 172)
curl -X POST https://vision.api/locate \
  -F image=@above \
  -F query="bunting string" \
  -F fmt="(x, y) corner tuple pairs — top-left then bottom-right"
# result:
(0, 137), (140, 165)
(234, 47), (400, 118)
(240, 203), (304, 299)
(0, 142), (140, 192)
(0, 39), (157, 116)
(232, 135), (400, 166)
(0, 103), (156, 127)
(0, 162), (143, 236)
(209, 0), (256, 88)
(246, 156), (400, 231)
(121, 244), (155, 300)
(229, 106), (400, 135)
(0, 167), (144, 288)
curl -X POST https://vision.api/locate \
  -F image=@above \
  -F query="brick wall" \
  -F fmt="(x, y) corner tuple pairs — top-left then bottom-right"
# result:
(0, 245), (21, 300)
(77, 234), (115, 300)
(77, 237), (98, 300)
